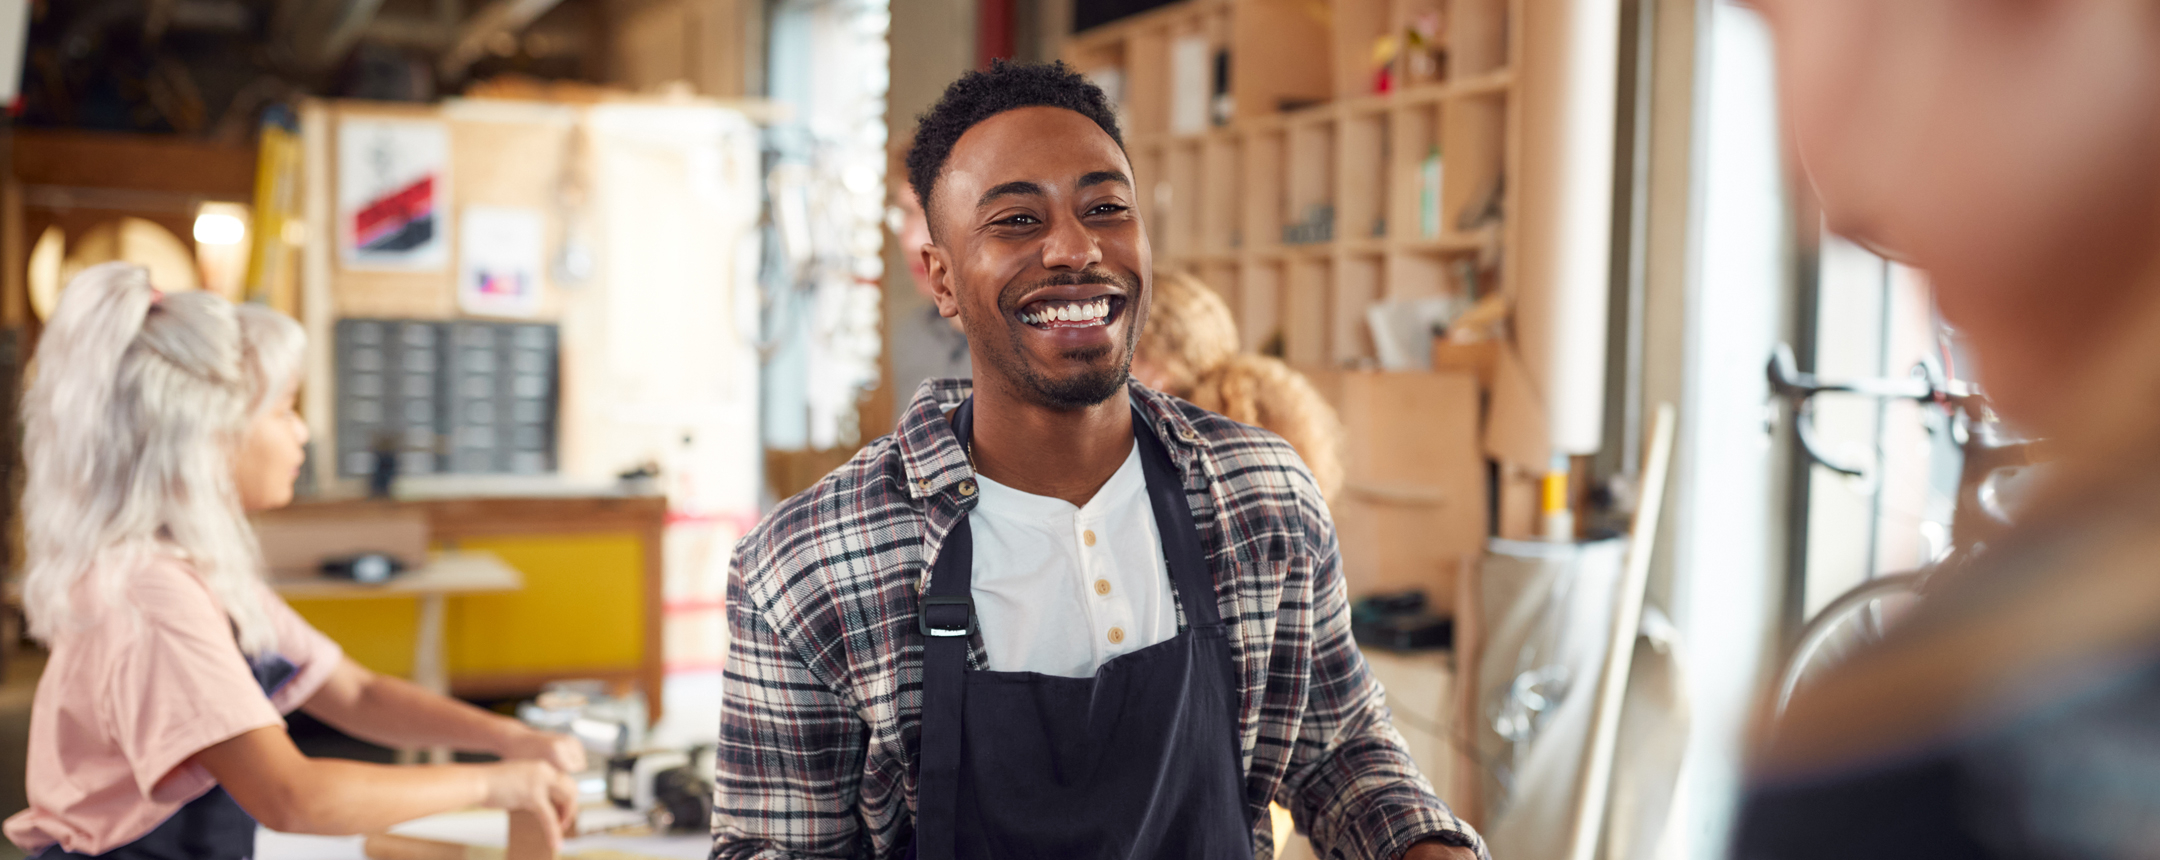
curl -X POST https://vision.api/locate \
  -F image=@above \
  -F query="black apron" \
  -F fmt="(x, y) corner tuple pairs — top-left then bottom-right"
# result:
(909, 399), (1255, 860)
(41, 649), (299, 860)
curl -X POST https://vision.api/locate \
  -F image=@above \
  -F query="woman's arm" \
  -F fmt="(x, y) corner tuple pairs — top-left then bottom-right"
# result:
(191, 725), (577, 848)
(300, 657), (585, 773)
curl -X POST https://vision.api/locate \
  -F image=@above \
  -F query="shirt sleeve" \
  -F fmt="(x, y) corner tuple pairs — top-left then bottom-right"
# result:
(1276, 505), (1488, 860)
(253, 580), (345, 714)
(104, 568), (286, 801)
(712, 551), (869, 860)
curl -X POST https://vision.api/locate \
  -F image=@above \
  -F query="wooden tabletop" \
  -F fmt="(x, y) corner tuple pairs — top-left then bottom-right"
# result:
(268, 550), (523, 600)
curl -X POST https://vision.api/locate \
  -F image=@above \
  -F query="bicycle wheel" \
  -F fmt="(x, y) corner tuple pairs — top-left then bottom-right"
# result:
(1773, 572), (1926, 719)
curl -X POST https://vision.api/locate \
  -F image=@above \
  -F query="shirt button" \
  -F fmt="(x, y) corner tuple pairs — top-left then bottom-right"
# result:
(1083, 529), (1097, 547)
(1107, 626), (1125, 645)
(957, 479), (976, 496)
(1094, 578), (1112, 596)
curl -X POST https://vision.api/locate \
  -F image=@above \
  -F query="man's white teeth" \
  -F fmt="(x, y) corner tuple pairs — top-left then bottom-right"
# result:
(1024, 298), (1111, 326)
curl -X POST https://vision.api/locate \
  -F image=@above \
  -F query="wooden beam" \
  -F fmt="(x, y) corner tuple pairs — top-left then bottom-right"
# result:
(11, 130), (256, 200)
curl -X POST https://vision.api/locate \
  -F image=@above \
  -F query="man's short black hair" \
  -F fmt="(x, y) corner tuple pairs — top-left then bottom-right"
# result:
(905, 59), (1125, 221)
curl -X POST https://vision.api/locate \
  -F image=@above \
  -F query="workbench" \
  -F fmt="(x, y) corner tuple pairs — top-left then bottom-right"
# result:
(259, 493), (670, 721)
(269, 551), (523, 763)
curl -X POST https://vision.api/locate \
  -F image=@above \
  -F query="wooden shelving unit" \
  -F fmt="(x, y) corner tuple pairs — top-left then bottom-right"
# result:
(1064, 0), (1523, 369)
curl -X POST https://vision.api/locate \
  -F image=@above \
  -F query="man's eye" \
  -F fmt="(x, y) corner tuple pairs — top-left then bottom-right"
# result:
(1088, 204), (1130, 216)
(997, 214), (1040, 227)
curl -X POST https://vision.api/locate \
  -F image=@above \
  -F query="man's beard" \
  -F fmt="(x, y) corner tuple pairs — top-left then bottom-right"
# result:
(999, 341), (1131, 409)
(962, 268), (1141, 410)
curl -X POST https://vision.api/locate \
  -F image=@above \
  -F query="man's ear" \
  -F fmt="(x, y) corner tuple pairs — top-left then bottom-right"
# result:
(923, 243), (962, 320)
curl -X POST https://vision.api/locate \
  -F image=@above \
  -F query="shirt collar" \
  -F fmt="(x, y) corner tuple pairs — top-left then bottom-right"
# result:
(893, 377), (1211, 501)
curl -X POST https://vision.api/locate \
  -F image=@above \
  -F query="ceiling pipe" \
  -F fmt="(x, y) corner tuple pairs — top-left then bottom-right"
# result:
(436, 0), (565, 81)
(272, 0), (388, 72)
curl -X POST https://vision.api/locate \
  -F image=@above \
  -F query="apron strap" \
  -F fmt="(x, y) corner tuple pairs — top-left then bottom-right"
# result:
(913, 396), (1219, 860)
(915, 399), (979, 860)
(1132, 410), (1222, 628)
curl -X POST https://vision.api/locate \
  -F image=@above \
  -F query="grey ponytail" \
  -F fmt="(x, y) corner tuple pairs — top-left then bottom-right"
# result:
(21, 263), (299, 654)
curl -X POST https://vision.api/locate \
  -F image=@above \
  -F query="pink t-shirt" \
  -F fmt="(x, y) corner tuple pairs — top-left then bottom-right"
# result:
(4, 554), (343, 855)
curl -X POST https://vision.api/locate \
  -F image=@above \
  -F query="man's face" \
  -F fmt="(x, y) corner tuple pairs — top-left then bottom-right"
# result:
(921, 106), (1150, 411)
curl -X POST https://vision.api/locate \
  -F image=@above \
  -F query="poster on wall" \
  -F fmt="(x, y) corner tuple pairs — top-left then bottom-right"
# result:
(337, 118), (450, 270)
(457, 205), (545, 318)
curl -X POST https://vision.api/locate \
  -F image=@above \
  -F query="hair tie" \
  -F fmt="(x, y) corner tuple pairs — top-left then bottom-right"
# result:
(146, 288), (165, 313)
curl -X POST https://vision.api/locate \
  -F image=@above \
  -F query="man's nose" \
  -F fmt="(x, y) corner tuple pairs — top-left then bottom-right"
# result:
(1040, 212), (1102, 271)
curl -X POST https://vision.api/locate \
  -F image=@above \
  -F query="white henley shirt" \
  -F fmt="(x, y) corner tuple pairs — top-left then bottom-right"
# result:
(967, 443), (1179, 678)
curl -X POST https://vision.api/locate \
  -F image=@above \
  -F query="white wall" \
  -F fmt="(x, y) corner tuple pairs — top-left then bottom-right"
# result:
(1650, 3), (1793, 857)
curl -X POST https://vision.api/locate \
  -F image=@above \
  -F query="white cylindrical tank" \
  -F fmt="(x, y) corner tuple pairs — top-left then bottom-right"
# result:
(1514, 0), (1622, 457)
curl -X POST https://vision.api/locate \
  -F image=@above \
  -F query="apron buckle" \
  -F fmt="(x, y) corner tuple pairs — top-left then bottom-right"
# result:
(920, 595), (975, 638)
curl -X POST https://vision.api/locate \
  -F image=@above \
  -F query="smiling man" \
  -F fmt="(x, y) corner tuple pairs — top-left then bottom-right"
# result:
(715, 61), (1484, 860)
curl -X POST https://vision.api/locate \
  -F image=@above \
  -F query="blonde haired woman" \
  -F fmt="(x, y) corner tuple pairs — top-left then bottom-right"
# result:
(1132, 271), (1345, 499)
(7, 264), (580, 859)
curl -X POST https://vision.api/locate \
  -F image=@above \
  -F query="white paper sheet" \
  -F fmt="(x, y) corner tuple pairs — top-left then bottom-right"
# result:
(457, 205), (546, 318)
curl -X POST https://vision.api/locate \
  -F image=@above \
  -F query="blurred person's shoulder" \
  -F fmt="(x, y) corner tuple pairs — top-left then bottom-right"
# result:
(1760, 486), (2160, 783)
(1749, 491), (2160, 858)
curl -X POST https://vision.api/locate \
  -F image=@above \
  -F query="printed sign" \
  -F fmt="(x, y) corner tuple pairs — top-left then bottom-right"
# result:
(457, 206), (545, 318)
(338, 118), (450, 270)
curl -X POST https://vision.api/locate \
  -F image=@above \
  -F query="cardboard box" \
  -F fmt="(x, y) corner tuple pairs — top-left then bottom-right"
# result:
(1432, 338), (1500, 390)
(1325, 370), (1489, 611)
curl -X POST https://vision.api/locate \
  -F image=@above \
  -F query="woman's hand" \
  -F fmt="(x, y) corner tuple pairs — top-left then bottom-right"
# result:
(480, 760), (580, 849)
(500, 727), (588, 775)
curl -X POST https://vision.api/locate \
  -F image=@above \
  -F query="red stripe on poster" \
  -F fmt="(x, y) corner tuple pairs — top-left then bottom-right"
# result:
(353, 176), (435, 247)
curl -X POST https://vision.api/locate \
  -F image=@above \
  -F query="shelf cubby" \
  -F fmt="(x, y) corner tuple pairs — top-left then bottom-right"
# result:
(1071, 0), (1521, 366)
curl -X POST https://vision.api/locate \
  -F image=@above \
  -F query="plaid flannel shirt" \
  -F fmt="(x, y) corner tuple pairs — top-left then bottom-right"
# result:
(715, 378), (1486, 860)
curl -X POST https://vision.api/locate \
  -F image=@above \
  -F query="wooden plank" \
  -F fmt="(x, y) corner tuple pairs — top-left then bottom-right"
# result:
(1387, 103), (1435, 243)
(11, 130), (256, 199)
(1283, 256), (1329, 366)
(1440, 96), (1505, 246)
(1449, 0), (1508, 76)
(1239, 129), (1283, 255)
(1238, 258), (1283, 353)
(1164, 141), (1201, 258)
(1338, 112), (1387, 242)
(1332, 251), (1381, 364)
(302, 100), (340, 493)
(1200, 135), (1240, 253)
(1332, 0), (1393, 100)
(1229, 0), (1333, 118)
(1126, 27), (1171, 137)
(2, 177), (22, 328)
(1284, 119), (1331, 236)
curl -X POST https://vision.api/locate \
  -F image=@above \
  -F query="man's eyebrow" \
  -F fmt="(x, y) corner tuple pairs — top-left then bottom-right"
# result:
(1079, 170), (1130, 190)
(977, 180), (1046, 208)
